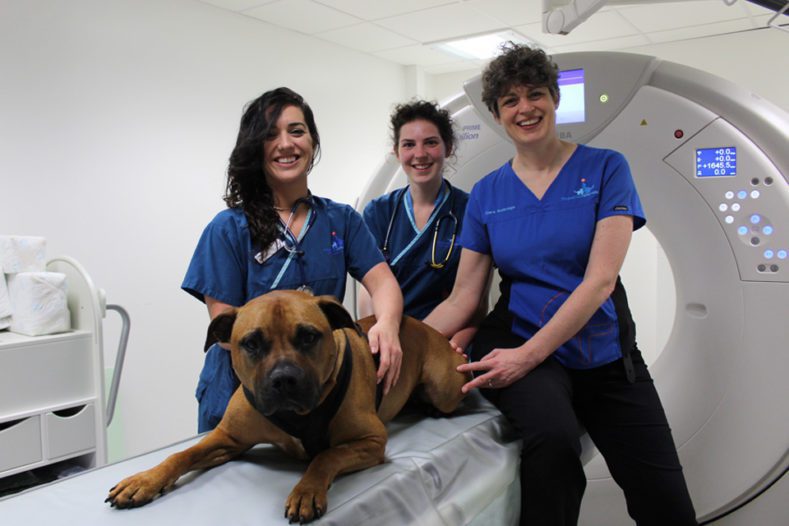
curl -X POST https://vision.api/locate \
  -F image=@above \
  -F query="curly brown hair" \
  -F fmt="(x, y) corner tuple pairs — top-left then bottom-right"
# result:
(390, 100), (455, 156)
(481, 42), (560, 117)
(223, 87), (321, 251)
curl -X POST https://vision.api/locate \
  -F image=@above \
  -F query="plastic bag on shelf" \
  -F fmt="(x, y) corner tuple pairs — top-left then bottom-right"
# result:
(7, 272), (70, 336)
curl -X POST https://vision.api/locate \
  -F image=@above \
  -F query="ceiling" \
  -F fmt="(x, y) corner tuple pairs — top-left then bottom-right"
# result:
(197, 0), (784, 74)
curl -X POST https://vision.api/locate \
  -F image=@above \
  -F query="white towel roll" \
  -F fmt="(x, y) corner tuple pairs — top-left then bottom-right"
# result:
(7, 272), (70, 336)
(0, 235), (47, 273)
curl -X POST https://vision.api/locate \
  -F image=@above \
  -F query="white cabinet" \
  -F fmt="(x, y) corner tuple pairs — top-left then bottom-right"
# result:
(0, 257), (120, 480)
(0, 332), (103, 478)
(0, 416), (42, 473)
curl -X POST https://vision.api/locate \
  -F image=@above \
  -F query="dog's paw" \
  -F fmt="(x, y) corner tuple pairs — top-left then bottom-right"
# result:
(105, 469), (174, 509)
(284, 482), (327, 524)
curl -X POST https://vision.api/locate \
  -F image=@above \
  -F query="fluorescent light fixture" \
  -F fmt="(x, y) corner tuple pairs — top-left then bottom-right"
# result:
(435, 30), (533, 61)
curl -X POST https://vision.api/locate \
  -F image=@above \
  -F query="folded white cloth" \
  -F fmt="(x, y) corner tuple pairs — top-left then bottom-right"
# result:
(0, 267), (11, 330)
(0, 236), (47, 273)
(7, 272), (70, 336)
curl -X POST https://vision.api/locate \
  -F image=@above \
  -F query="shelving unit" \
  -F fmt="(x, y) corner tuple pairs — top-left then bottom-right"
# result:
(0, 257), (127, 480)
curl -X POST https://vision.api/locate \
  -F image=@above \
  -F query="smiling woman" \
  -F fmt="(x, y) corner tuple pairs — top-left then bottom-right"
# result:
(180, 87), (404, 433)
(359, 100), (486, 352)
(262, 105), (316, 196)
(422, 43), (698, 526)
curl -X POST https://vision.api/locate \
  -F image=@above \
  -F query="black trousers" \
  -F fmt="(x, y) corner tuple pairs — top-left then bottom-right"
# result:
(472, 316), (697, 526)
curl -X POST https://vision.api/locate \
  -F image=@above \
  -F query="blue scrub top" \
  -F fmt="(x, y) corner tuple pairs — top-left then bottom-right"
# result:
(363, 182), (469, 320)
(182, 195), (384, 306)
(460, 144), (646, 369)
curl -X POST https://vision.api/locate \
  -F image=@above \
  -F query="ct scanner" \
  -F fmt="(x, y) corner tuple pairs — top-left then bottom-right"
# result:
(355, 52), (789, 525)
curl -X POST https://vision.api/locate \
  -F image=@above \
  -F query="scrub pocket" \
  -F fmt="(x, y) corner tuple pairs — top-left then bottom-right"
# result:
(196, 343), (239, 433)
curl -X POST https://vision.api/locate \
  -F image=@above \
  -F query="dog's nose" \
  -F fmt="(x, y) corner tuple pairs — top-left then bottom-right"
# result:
(269, 362), (303, 394)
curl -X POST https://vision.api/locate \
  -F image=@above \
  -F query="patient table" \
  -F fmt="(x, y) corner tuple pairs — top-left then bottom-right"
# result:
(0, 392), (520, 525)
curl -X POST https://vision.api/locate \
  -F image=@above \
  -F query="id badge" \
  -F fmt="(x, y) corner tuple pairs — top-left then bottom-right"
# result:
(254, 238), (287, 264)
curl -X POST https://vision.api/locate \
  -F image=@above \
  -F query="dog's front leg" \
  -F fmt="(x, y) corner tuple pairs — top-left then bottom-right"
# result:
(106, 428), (249, 508)
(284, 436), (386, 523)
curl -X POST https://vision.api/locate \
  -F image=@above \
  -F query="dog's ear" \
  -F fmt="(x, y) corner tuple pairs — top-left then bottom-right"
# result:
(205, 309), (237, 352)
(316, 296), (362, 335)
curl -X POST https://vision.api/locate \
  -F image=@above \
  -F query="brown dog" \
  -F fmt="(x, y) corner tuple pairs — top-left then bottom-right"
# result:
(105, 290), (467, 523)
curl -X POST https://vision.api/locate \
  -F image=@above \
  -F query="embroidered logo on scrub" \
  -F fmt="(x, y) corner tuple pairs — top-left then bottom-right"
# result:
(562, 178), (599, 201)
(325, 231), (344, 255)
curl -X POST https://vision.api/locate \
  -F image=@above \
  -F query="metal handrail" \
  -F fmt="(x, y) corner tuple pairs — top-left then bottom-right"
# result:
(104, 304), (130, 426)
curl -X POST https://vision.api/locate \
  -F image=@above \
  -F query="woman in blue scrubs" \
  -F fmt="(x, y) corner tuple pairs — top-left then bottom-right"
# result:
(360, 101), (481, 348)
(424, 45), (697, 525)
(182, 87), (403, 432)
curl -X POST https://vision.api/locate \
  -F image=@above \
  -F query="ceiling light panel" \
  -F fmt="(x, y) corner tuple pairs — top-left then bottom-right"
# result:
(435, 30), (534, 60)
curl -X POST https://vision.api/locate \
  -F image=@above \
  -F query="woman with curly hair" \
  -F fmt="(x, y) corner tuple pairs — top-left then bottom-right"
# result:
(359, 100), (484, 349)
(183, 87), (403, 432)
(424, 44), (697, 525)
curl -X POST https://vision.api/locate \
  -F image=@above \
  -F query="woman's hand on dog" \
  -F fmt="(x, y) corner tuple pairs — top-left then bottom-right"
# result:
(367, 319), (403, 395)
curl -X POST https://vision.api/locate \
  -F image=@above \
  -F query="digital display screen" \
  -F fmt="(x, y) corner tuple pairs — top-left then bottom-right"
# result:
(557, 69), (585, 125)
(696, 147), (737, 177)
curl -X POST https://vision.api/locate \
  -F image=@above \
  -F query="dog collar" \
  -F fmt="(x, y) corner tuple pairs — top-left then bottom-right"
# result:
(243, 334), (353, 458)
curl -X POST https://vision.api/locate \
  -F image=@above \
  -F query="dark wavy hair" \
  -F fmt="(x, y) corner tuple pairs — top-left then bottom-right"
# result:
(223, 87), (321, 251)
(481, 42), (560, 117)
(390, 100), (455, 157)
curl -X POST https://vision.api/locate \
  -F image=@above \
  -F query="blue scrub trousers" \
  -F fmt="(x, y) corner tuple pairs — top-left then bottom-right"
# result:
(196, 343), (240, 433)
(472, 311), (697, 526)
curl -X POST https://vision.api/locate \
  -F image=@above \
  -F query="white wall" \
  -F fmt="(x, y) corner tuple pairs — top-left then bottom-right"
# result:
(424, 26), (788, 364)
(0, 0), (406, 460)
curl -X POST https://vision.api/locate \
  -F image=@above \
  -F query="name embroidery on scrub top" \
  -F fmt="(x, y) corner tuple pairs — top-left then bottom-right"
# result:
(390, 181), (451, 267)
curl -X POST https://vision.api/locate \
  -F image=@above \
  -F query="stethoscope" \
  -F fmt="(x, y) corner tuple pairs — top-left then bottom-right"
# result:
(267, 195), (320, 291)
(381, 180), (458, 270)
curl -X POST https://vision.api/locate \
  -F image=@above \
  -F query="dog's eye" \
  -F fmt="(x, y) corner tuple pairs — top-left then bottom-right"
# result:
(240, 330), (270, 359)
(295, 326), (322, 349)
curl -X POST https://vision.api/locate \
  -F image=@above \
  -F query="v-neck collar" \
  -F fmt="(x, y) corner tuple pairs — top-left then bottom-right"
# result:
(508, 144), (581, 203)
(389, 181), (451, 267)
(403, 180), (449, 234)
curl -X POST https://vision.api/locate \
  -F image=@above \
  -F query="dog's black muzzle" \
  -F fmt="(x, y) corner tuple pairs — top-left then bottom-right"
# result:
(258, 360), (320, 415)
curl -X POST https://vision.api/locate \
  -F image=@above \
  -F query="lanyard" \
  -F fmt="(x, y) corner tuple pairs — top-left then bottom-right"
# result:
(270, 202), (315, 290)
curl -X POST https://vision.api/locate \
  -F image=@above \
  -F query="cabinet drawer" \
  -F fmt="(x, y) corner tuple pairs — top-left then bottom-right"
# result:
(0, 416), (42, 472)
(0, 332), (93, 415)
(46, 404), (96, 459)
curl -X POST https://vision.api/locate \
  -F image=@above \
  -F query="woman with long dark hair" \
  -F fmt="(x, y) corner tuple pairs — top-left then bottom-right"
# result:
(183, 87), (403, 432)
